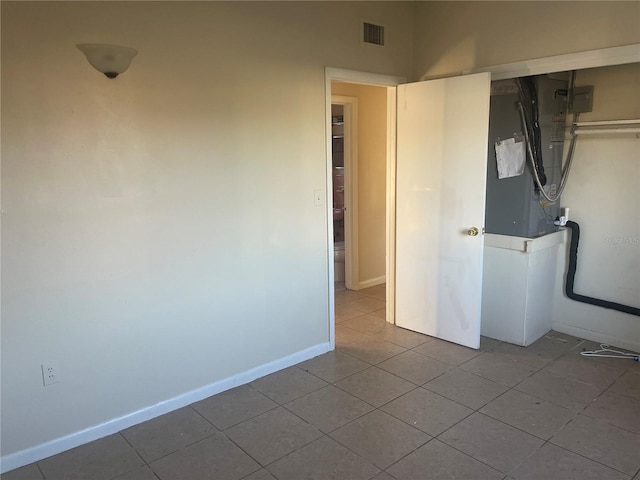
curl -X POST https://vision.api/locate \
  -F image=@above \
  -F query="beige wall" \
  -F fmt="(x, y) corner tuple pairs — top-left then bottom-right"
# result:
(553, 63), (640, 349)
(413, 1), (640, 80)
(1, 1), (414, 465)
(331, 81), (388, 287)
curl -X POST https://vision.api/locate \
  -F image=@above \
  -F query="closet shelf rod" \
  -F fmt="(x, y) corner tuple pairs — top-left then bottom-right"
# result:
(574, 127), (640, 135)
(574, 119), (640, 127)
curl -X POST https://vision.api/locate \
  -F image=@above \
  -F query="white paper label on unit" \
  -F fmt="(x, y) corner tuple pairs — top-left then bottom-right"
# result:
(495, 138), (525, 179)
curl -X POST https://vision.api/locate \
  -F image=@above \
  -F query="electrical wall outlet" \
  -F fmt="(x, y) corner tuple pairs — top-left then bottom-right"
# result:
(42, 362), (60, 386)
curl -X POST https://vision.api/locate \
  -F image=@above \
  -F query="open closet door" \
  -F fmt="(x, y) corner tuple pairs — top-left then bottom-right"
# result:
(395, 73), (491, 349)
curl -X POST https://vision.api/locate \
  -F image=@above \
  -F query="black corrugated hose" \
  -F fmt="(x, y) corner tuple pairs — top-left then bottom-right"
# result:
(564, 221), (640, 316)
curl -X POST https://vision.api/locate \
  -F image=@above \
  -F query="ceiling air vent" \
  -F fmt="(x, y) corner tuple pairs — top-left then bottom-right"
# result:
(363, 22), (385, 46)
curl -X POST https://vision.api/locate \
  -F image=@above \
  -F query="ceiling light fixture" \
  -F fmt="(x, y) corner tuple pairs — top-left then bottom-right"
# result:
(76, 43), (138, 79)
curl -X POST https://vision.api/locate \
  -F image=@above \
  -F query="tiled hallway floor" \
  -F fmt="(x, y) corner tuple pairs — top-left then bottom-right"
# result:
(5, 284), (640, 480)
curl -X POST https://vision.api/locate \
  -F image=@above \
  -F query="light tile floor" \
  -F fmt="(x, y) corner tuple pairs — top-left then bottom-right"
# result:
(4, 284), (640, 480)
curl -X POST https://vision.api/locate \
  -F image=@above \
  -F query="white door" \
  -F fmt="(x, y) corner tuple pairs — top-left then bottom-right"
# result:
(395, 73), (491, 349)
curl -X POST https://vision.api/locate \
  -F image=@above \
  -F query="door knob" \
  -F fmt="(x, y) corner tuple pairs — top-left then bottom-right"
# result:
(467, 227), (479, 236)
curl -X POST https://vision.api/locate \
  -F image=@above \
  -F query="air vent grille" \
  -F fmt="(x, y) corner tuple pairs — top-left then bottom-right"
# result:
(363, 22), (385, 46)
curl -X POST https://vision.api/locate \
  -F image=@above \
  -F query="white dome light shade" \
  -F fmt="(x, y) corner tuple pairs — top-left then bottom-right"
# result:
(77, 44), (138, 79)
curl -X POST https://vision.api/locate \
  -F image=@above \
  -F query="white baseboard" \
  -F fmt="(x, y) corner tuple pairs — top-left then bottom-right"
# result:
(552, 323), (640, 353)
(357, 275), (386, 290)
(1, 342), (331, 474)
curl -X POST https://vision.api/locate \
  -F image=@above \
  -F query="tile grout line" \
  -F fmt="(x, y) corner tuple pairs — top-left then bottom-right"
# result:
(533, 435), (636, 479)
(115, 431), (149, 472)
(34, 461), (46, 480)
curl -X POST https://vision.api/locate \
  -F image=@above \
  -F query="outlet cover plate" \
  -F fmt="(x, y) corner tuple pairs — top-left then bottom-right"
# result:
(42, 361), (60, 386)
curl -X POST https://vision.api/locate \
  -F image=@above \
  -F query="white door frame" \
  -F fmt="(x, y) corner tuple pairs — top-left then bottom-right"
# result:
(325, 68), (405, 348)
(331, 95), (359, 290)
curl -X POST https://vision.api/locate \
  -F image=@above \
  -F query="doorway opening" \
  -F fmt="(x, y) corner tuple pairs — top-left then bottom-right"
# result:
(331, 91), (390, 339)
(331, 81), (390, 292)
(327, 74), (402, 349)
